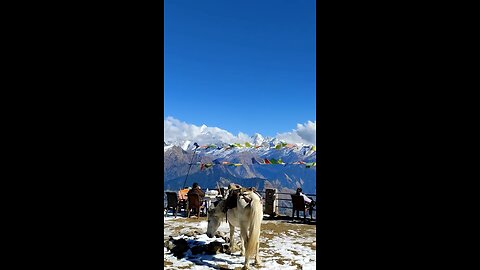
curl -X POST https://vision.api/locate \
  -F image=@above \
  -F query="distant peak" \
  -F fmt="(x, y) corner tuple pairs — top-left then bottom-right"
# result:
(251, 133), (264, 145)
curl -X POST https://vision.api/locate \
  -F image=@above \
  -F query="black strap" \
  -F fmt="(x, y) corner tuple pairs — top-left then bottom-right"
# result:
(241, 193), (252, 204)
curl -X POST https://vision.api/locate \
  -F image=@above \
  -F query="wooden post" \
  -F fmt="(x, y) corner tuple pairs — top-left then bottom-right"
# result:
(264, 188), (277, 217)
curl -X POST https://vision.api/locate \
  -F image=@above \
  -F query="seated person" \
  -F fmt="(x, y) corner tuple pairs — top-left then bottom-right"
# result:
(187, 182), (205, 198)
(187, 183), (205, 216)
(296, 188), (315, 215)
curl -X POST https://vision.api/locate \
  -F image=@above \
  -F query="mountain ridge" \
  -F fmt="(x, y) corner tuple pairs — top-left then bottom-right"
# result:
(164, 139), (317, 194)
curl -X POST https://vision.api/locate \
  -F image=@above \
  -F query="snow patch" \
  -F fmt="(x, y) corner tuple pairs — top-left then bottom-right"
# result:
(164, 218), (316, 269)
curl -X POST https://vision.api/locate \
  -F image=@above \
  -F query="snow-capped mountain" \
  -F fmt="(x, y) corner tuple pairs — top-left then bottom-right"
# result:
(251, 133), (264, 146)
(163, 136), (317, 194)
(165, 135), (313, 153)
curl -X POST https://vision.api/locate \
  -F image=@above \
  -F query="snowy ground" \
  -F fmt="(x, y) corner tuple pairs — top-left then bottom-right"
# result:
(164, 215), (316, 270)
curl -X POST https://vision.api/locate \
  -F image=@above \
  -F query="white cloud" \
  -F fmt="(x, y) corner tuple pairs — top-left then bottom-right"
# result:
(275, 121), (316, 145)
(164, 117), (316, 146)
(164, 117), (252, 145)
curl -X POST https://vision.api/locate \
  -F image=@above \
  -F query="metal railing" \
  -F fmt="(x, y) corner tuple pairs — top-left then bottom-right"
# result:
(164, 188), (317, 216)
(256, 190), (316, 213)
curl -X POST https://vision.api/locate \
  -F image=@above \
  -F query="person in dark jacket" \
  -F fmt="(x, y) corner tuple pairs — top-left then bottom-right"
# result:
(187, 182), (205, 198)
(296, 188), (313, 205)
(296, 188), (315, 217)
(187, 182), (205, 217)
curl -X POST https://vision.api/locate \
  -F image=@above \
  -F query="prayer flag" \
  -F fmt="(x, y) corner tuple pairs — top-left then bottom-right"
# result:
(305, 162), (316, 168)
(270, 158), (279, 164)
(252, 158), (261, 164)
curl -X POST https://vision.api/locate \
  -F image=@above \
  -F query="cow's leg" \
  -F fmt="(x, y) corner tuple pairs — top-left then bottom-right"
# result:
(240, 233), (245, 256)
(240, 226), (248, 259)
(254, 240), (261, 266)
(229, 223), (236, 251)
(241, 230), (250, 270)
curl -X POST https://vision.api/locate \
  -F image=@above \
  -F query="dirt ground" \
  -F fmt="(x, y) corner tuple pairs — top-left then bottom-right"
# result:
(164, 215), (316, 270)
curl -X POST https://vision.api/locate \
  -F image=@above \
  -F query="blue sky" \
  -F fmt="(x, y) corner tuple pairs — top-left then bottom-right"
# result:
(164, 0), (316, 138)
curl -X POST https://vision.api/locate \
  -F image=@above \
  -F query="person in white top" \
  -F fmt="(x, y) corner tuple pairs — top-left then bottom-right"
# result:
(296, 188), (315, 218)
(297, 188), (315, 212)
(296, 188), (312, 204)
